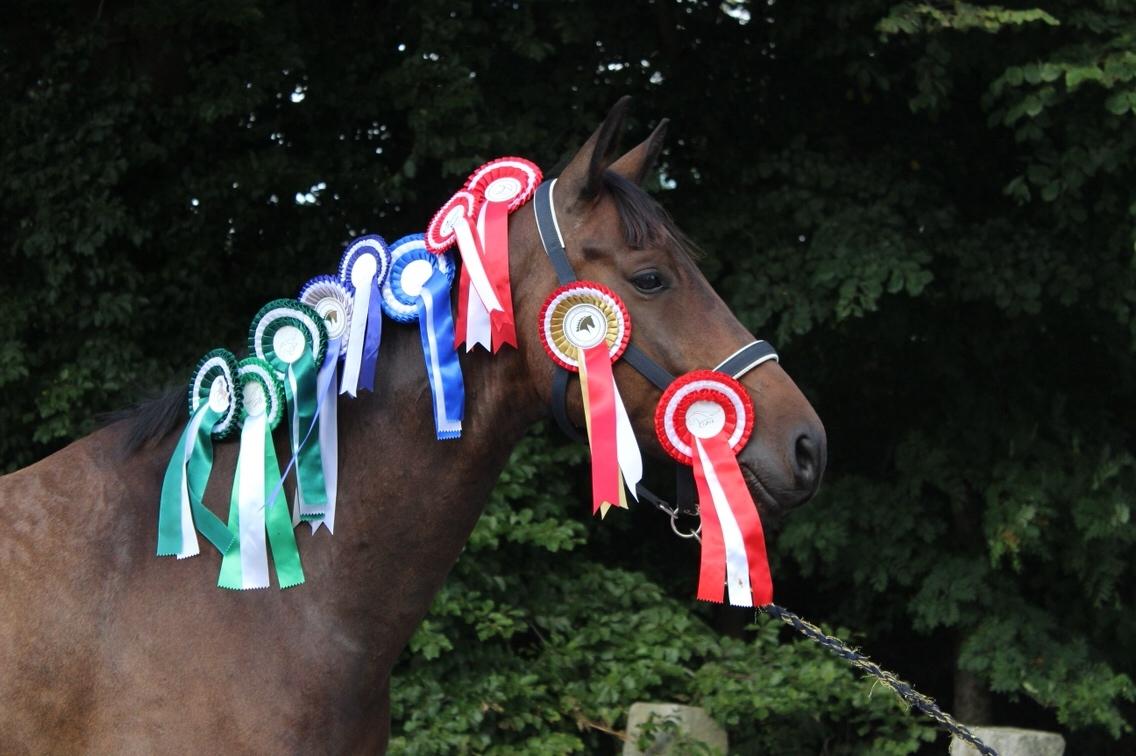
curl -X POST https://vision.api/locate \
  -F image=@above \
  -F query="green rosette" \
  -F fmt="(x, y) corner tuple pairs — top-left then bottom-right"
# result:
(188, 348), (242, 440)
(249, 298), (329, 376)
(235, 357), (285, 430)
(156, 348), (239, 558)
(217, 359), (305, 590)
(247, 298), (329, 520)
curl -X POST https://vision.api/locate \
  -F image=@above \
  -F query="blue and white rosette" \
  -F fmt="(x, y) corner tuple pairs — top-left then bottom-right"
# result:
(298, 275), (353, 533)
(381, 234), (464, 439)
(156, 349), (241, 559)
(217, 358), (305, 590)
(338, 235), (391, 397)
(249, 299), (330, 525)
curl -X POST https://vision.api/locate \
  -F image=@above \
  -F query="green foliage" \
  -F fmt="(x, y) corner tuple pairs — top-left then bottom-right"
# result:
(3, 0), (1136, 752)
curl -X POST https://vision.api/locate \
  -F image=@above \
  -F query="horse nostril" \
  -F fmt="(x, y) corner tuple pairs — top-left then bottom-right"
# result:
(793, 431), (824, 493)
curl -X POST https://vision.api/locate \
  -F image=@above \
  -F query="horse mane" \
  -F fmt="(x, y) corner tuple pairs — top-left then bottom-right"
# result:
(104, 388), (187, 454)
(108, 172), (693, 456)
(600, 170), (702, 261)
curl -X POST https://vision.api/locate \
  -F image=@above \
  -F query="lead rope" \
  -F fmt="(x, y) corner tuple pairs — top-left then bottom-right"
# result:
(646, 499), (997, 755)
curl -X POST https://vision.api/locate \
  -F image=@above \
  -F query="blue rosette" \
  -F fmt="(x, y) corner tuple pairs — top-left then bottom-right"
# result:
(157, 348), (240, 560)
(338, 235), (391, 396)
(249, 299), (330, 523)
(381, 234), (463, 439)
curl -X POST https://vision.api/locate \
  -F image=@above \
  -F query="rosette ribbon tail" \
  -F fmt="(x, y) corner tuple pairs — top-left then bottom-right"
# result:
(479, 199), (517, 351)
(418, 271), (464, 439)
(157, 405), (236, 559)
(579, 344), (623, 517)
(341, 273), (379, 396)
(312, 338), (340, 533)
(286, 347), (328, 522)
(452, 212), (503, 315)
(692, 434), (773, 606)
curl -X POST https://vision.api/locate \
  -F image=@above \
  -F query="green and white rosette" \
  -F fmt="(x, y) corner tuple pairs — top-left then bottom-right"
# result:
(217, 358), (305, 590)
(298, 275), (353, 534)
(156, 349), (241, 559)
(249, 299), (330, 526)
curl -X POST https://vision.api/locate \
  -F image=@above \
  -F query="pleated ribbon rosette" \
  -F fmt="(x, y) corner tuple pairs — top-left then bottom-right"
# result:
(381, 234), (465, 439)
(249, 299), (332, 526)
(217, 358), (305, 590)
(157, 349), (241, 559)
(298, 275), (354, 533)
(426, 157), (541, 352)
(655, 370), (772, 607)
(540, 282), (643, 517)
(336, 235), (390, 397)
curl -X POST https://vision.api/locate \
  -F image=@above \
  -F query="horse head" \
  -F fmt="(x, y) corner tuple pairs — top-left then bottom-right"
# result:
(509, 98), (826, 516)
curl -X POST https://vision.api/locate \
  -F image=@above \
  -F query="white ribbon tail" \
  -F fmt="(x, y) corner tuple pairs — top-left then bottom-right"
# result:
(612, 381), (642, 500)
(453, 214), (502, 312)
(695, 437), (753, 606)
(340, 274), (372, 396)
(175, 407), (212, 559)
(311, 358), (339, 534)
(237, 414), (271, 588)
(464, 205), (493, 350)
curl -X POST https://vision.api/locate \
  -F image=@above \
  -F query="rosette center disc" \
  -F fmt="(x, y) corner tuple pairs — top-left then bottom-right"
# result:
(563, 303), (609, 349)
(485, 177), (523, 202)
(208, 375), (230, 413)
(313, 296), (348, 340)
(401, 259), (434, 297)
(441, 205), (465, 233)
(243, 381), (267, 418)
(273, 325), (307, 364)
(351, 254), (378, 288)
(686, 400), (727, 439)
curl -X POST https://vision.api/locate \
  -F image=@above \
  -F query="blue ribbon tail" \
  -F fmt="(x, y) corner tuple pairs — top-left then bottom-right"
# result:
(418, 271), (464, 440)
(359, 279), (383, 392)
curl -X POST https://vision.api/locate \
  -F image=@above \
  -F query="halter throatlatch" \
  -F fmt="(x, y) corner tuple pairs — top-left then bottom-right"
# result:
(534, 177), (782, 605)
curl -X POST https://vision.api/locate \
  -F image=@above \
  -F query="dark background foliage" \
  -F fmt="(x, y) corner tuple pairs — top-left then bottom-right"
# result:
(3, 1), (1134, 752)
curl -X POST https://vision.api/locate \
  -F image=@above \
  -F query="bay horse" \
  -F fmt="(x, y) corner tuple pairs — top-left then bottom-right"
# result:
(0, 100), (826, 753)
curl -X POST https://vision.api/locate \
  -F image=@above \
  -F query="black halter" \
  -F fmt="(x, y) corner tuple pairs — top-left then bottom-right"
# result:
(533, 178), (779, 514)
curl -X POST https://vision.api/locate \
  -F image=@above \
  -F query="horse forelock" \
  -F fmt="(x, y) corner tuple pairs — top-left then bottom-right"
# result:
(101, 388), (187, 454)
(599, 170), (702, 262)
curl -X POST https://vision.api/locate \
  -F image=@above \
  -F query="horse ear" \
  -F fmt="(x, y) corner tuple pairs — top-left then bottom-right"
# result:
(609, 118), (669, 186)
(558, 96), (631, 202)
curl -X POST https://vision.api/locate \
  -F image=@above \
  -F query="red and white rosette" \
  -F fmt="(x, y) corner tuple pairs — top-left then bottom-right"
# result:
(465, 157), (540, 351)
(540, 281), (642, 517)
(655, 370), (772, 607)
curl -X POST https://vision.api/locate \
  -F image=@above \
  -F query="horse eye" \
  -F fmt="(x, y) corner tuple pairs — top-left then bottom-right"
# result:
(630, 270), (667, 293)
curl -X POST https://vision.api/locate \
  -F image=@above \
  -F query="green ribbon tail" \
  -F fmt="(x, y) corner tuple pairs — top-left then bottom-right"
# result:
(289, 348), (328, 512)
(186, 406), (237, 555)
(216, 462), (244, 589)
(156, 413), (200, 556)
(264, 427), (305, 588)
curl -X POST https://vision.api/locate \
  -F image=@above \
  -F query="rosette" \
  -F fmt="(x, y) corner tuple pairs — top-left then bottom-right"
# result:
(249, 299), (330, 525)
(655, 370), (771, 607)
(381, 234), (464, 439)
(539, 282), (642, 517)
(337, 235), (390, 396)
(426, 190), (502, 352)
(300, 275), (355, 534)
(218, 359), (305, 590)
(462, 157), (542, 351)
(156, 349), (240, 559)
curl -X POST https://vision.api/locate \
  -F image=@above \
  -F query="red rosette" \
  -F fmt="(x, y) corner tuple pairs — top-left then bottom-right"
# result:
(425, 190), (478, 254)
(465, 156), (542, 212)
(655, 370), (755, 466)
(538, 281), (631, 372)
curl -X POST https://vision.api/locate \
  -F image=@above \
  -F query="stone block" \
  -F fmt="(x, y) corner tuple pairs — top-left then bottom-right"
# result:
(950, 726), (1065, 756)
(623, 702), (728, 755)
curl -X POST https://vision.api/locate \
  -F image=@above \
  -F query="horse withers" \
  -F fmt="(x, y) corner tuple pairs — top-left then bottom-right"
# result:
(0, 99), (825, 753)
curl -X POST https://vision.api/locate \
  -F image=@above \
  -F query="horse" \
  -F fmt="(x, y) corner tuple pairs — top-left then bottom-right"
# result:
(0, 99), (826, 753)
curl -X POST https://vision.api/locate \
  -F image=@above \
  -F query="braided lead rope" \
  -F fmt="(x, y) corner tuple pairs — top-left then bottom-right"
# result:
(760, 604), (998, 756)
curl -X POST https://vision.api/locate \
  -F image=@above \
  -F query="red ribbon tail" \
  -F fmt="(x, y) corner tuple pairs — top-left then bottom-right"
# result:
(482, 201), (517, 351)
(582, 344), (620, 516)
(454, 264), (470, 350)
(702, 433), (773, 606)
(691, 454), (727, 603)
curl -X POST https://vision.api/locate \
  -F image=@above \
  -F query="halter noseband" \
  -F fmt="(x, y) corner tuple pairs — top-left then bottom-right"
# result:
(534, 178), (779, 479)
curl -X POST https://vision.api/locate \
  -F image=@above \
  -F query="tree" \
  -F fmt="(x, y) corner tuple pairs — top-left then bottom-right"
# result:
(2, 0), (1132, 752)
